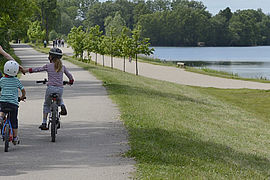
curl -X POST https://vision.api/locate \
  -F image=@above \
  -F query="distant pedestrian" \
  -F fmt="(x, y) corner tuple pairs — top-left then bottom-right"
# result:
(58, 39), (61, 47)
(43, 40), (47, 48)
(53, 40), (56, 47)
(61, 39), (64, 47)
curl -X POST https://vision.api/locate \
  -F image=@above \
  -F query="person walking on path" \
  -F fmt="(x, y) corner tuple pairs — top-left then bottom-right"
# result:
(25, 47), (74, 130)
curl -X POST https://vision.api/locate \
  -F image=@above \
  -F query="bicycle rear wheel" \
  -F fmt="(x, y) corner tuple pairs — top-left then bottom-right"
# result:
(4, 124), (9, 152)
(51, 105), (57, 142)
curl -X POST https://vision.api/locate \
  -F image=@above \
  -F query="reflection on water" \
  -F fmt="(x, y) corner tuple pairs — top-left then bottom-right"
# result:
(183, 61), (270, 79)
(151, 46), (270, 79)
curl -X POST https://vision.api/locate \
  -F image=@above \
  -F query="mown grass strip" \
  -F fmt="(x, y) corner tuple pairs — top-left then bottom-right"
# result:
(64, 56), (270, 179)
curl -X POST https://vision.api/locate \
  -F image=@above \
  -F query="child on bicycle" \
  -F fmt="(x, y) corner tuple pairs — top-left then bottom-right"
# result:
(0, 60), (26, 145)
(26, 47), (74, 130)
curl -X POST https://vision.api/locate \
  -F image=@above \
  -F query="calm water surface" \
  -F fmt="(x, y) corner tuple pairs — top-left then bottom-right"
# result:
(151, 46), (270, 79)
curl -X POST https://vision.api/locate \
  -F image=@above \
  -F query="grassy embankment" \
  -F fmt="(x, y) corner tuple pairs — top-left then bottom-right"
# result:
(31, 44), (270, 179)
(65, 55), (269, 179)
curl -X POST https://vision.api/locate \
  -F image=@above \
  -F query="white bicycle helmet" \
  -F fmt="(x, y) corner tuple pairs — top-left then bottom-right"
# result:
(4, 60), (19, 76)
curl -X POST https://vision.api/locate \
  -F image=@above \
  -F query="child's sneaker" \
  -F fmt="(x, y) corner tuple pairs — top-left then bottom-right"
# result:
(57, 120), (60, 129)
(12, 136), (19, 145)
(60, 104), (67, 115)
(39, 123), (49, 130)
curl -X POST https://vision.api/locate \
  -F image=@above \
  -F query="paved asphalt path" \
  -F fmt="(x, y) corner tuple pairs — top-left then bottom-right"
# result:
(0, 44), (134, 180)
(59, 45), (270, 90)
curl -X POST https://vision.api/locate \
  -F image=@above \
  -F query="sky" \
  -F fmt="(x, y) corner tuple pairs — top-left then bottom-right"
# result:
(197, 0), (270, 15)
(99, 0), (270, 15)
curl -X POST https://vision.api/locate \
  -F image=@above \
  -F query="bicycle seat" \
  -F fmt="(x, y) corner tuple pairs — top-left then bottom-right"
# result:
(50, 93), (59, 98)
(1, 107), (15, 113)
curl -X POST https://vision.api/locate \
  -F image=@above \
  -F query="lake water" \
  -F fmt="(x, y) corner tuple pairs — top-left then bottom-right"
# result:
(150, 46), (270, 79)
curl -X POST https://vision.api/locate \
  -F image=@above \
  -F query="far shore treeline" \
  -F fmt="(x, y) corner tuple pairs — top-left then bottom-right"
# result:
(2, 0), (270, 57)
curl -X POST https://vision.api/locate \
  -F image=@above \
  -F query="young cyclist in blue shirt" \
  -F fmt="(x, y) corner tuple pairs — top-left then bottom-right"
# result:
(0, 61), (26, 145)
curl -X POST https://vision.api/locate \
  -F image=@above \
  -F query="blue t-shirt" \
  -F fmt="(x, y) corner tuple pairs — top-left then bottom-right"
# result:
(0, 77), (24, 106)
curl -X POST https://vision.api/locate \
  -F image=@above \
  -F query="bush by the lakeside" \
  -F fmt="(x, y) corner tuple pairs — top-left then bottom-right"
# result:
(64, 55), (270, 179)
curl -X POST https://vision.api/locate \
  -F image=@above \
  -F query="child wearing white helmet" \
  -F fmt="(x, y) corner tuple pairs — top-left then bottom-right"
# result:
(0, 60), (26, 145)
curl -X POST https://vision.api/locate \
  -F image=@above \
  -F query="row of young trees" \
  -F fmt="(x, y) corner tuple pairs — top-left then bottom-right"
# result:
(67, 25), (153, 75)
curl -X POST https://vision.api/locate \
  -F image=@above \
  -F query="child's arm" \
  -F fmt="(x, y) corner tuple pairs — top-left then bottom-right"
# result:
(20, 88), (26, 101)
(25, 64), (48, 73)
(63, 66), (74, 84)
(0, 45), (13, 60)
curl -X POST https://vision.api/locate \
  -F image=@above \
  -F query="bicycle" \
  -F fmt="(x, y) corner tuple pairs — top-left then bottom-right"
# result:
(0, 97), (25, 152)
(36, 78), (70, 142)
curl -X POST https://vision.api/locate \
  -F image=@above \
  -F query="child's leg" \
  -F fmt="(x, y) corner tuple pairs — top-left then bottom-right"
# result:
(43, 112), (48, 123)
(13, 129), (18, 137)
(43, 87), (52, 124)
(9, 105), (18, 138)
(0, 112), (4, 122)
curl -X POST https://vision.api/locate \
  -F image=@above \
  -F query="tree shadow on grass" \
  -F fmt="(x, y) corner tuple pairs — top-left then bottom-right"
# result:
(127, 127), (270, 178)
(105, 83), (211, 106)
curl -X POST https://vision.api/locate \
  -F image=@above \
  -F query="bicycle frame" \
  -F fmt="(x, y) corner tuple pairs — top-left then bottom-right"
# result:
(1, 112), (14, 152)
(2, 115), (13, 141)
(48, 93), (61, 142)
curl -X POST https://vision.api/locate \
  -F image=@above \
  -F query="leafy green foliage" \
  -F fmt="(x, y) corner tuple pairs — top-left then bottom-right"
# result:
(0, 0), (36, 49)
(37, 0), (59, 41)
(27, 21), (45, 43)
(67, 26), (86, 59)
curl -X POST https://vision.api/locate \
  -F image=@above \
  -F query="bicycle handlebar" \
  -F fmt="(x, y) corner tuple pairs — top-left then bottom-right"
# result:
(18, 97), (26, 102)
(36, 78), (71, 85)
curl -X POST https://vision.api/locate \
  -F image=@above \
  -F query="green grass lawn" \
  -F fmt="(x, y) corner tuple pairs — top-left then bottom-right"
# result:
(64, 56), (270, 179)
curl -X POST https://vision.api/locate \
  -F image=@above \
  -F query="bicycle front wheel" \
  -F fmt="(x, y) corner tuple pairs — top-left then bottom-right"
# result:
(4, 124), (9, 152)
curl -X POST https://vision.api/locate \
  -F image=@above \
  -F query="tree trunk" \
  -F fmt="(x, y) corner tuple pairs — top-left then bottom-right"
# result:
(102, 55), (104, 67)
(95, 53), (97, 65)
(136, 54), (138, 75)
(111, 55), (113, 69)
(123, 56), (125, 72)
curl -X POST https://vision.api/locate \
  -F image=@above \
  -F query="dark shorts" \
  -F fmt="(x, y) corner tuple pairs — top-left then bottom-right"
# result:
(0, 102), (19, 129)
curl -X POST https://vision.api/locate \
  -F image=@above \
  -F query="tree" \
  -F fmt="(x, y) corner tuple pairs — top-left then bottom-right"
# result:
(104, 11), (126, 36)
(59, 12), (74, 35)
(117, 27), (131, 72)
(67, 26), (86, 59)
(209, 8), (233, 46)
(131, 26), (154, 75)
(85, 1), (117, 32)
(37, 0), (60, 41)
(91, 25), (103, 65)
(0, 0), (36, 49)
(99, 35), (107, 67)
(27, 21), (45, 43)
(106, 27), (119, 69)
(229, 9), (264, 46)
(84, 25), (103, 64)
